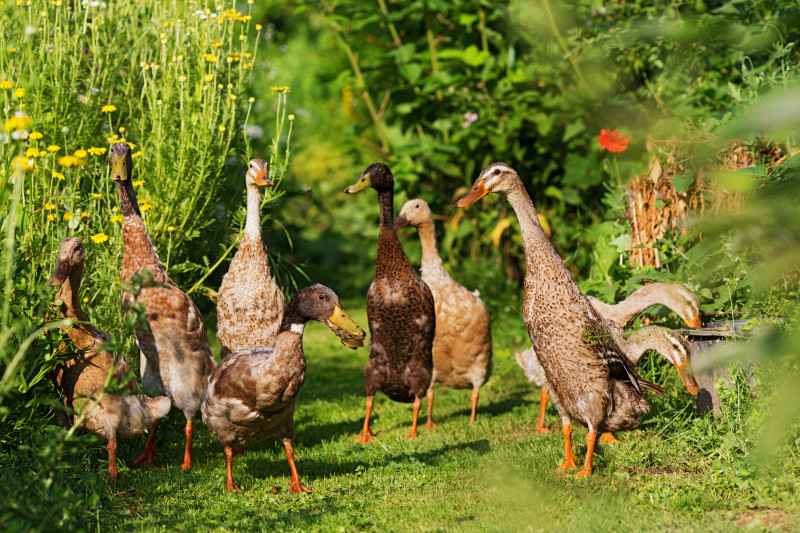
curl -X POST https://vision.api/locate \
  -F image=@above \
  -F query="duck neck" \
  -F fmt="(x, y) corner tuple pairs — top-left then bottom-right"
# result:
(276, 300), (308, 355)
(244, 183), (263, 242)
(376, 188), (415, 278)
(416, 219), (442, 269)
(117, 179), (168, 282)
(116, 179), (142, 220)
(505, 184), (554, 274)
(56, 266), (88, 323)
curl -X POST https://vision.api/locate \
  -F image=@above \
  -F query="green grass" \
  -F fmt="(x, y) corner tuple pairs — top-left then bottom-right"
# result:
(92, 304), (799, 532)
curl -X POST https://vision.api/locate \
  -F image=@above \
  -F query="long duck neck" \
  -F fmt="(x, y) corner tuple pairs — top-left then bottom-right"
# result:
(244, 183), (263, 243)
(55, 265), (88, 323)
(376, 187), (415, 278)
(505, 184), (558, 275)
(116, 179), (169, 284)
(275, 299), (309, 362)
(416, 219), (443, 269)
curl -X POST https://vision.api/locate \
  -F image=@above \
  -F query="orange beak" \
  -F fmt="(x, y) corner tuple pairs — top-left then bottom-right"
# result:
(253, 170), (273, 187)
(673, 360), (700, 396)
(683, 314), (702, 329)
(456, 178), (488, 207)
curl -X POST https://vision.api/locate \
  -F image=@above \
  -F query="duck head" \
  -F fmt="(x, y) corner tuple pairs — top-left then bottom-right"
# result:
(48, 237), (85, 287)
(246, 158), (273, 188)
(292, 284), (366, 349)
(345, 163), (394, 194)
(394, 198), (432, 230)
(670, 285), (702, 329)
(456, 162), (520, 207)
(656, 330), (700, 396)
(109, 142), (133, 182)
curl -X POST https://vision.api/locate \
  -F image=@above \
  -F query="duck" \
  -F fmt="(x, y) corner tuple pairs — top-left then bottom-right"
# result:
(516, 282), (701, 435)
(516, 324), (699, 441)
(586, 282), (702, 329)
(345, 163), (436, 443)
(216, 158), (285, 359)
(49, 237), (171, 481)
(394, 198), (492, 426)
(111, 142), (217, 470)
(457, 162), (664, 477)
(201, 284), (365, 493)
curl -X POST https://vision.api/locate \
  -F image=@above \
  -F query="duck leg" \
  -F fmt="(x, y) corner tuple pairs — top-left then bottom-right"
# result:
(600, 432), (619, 444)
(555, 422), (578, 472)
(424, 387), (437, 429)
(469, 388), (479, 424)
(536, 389), (552, 434)
(223, 446), (242, 492)
(356, 396), (374, 444)
(283, 439), (312, 494)
(180, 419), (193, 470)
(107, 439), (118, 482)
(132, 418), (161, 467)
(404, 397), (422, 440)
(573, 431), (598, 478)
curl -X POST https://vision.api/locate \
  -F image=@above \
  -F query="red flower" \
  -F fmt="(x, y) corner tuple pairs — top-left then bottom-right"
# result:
(596, 128), (631, 153)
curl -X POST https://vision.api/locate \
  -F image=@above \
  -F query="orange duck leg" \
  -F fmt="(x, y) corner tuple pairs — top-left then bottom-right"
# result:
(600, 432), (619, 445)
(469, 388), (480, 424)
(284, 441), (312, 494)
(180, 419), (194, 470)
(356, 396), (375, 444)
(537, 389), (552, 434)
(404, 397), (422, 440)
(224, 446), (242, 492)
(107, 439), (119, 482)
(555, 422), (578, 472)
(132, 418), (161, 467)
(424, 387), (437, 429)
(573, 431), (597, 478)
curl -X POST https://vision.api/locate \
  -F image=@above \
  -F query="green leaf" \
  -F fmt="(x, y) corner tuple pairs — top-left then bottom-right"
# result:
(673, 171), (695, 193)
(609, 234), (633, 253)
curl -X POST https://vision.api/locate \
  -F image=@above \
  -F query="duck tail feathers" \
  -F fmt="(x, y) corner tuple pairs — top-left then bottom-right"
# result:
(638, 379), (666, 395)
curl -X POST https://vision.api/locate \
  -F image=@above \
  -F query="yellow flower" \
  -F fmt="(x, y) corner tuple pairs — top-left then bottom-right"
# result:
(83, 297), (88, 303)
(90, 193), (102, 198)
(73, 149), (88, 158)
(239, 34), (246, 41)
(119, 127), (125, 133)
(25, 147), (41, 158)
(90, 233), (109, 244)
(80, 211), (90, 220)
(212, 41), (224, 48)
(28, 131), (43, 140)
(167, 225), (176, 232)
(58, 155), (85, 167)
(248, 97), (255, 103)
(47, 214), (57, 221)
(3, 112), (32, 132)
(255, 23), (262, 30)
(125, 142), (137, 150)
(114, 276), (120, 285)
(63, 212), (73, 221)
(52, 172), (65, 180)
(203, 54), (218, 62)
(110, 214), (123, 223)
(140, 202), (153, 212)
(204, 74), (214, 82)
(178, 75), (187, 83)
(217, 84), (224, 89)
(13, 156), (34, 173)
(101, 104), (117, 113)
(47, 145), (61, 152)
(288, 114), (295, 121)
(132, 151), (143, 158)
(218, 126), (226, 132)
(87, 147), (106, 156)
(13, 87), (26, 98)
(270, 86), (290, 94)
(229, 94), (237, 100)
(132, 180), (145, 187)
(0, 81), (12, 89)
(44, 203), (56, 211)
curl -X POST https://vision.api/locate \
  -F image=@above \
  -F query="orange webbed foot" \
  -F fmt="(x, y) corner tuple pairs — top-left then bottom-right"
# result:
(536, 426), (553, 435)
(356, 429), (374, 444)
(225, 481), (243, 492)
(403, 429), (418, 440)
(131, 450), (154, 468)
(600, 432), (619, 445)
(289, 481), (313, 494)
(423, 420), (437, 430)
(572, 467), (592, 478)
(556, 458), (577, 472)
(180, 460), (192, 471)
(108, 467), (119, 482)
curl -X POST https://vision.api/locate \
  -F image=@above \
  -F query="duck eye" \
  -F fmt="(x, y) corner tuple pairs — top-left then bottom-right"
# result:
(415, 204), (419, 209)
(319, 294), (325, 300)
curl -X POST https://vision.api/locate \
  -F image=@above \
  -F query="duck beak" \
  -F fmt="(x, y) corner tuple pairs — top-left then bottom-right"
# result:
(109, 153), (128, 182)
(456, 178), (488, 207)
(394, 214), (409, 230)
(327, 305), (366, 349)
(684, 314), (702, 329)
(48, 259), (70, 287)
(254, 169), (273, 187)
(345, 172), (371, 194)
(673, 360), (700, 396)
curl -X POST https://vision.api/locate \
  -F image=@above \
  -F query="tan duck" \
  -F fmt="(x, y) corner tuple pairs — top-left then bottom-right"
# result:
(457, 162), (664, 477)
(587, 282), (702, 329)
(201, 284), (365, 493)
(111, 142), (217, 470)
(517, 282), (701, 435)
(394, 198), (492, 426)
(345, 163), (436, 443)
(49, 237), (171, 481)
(516, 324), (699, 440)
(216, 158), (285, 358)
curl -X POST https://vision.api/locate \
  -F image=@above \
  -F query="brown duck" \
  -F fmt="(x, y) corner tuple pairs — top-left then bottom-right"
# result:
(457, 162), (664, 477)
(49, 237), (171, 481)
(216, 158), (285, 358)
(587, 282), (702, 329)
(111, 142), (217, 470)
(345, 163), (436, 443)
(395, 199), (492, 426)
(202, 284), (365, 493)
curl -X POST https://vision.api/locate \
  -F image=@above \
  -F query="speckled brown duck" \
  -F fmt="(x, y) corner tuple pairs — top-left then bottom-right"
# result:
(345, 163), (436, 443)
(457, 162), (664, 477)
(395, 198), (492, 426)
(49, 237), (171, 481)
(216, 158), (285, 358)
(111, 142), (217, 471)
(201, 284), (364, 493)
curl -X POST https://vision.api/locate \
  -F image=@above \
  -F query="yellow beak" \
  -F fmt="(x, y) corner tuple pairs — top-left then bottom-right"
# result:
(683, 314), (702, 329)
(674, 360), (700, 396)
(345, 173), (371, 194)
(456, 178), (488, 207)
(328, 305), (365, 349)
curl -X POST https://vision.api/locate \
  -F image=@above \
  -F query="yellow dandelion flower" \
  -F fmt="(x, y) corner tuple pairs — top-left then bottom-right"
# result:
(87, 147), (106, 156)
(13, 87), (26, 98)
(83, 297), (88, 303)
(178, 75), (187, 83)
(110, 214), (123, 223)
(212, 41), (224, 48)
(3, 112), (32, 132)
(240, 15), (251, 22)
(44, 203), (56, 211)
(132, 180), (145, 187)
(243, 52), (252, 58)
(0, 81), (12, 89)
(218, 126), (226, 132)
(47, 213), (57, 221)
(28, 131), (43, 140)
(73, 149), (88, 158)
(58, 155), (85, 168)
(101, 104), (117, 113)
(52, 171), (65, 180)
(63, 212), (73, 221)
(90, 233), (109, 244)
(203, 54), (218, 62)
(204, 74), (214, 82)
(249, 97), (255, 103)
(140, 203), (153, 212)
(239, 34), (246, 41)
(119, 127), (125, 133)
(167, 225), (176, 232)
(90, 193), (102, 198)
(132, 151), (143, 158)
(176, 54), (184, 62)
(255, 24), (262, 30)
(47, 145), (61, 152)
(13, 156), (34, 173)
(80, 211), (90, 220)
(229, 94), (237, 100)
(25, 147), (41, 158)
(217, 84), (224, 89)
(270, 86), (290, 94)
(126, 142), (137, 150)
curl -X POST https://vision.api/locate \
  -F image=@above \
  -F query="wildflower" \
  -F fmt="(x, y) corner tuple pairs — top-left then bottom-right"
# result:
(249, 97), (255, 103)
(596, 128), (631, 153)
(270, 86), (290, 94)
(58, 154), (86, 167)
(176, 54), (184, 62)
(125, 142), (137, 150)
(48, 214), (57, 221)
(74, 149), (88, 158)
(218, 126), (226, 132)
(101, 104), (117, 113)
(90, 193), (102, 198)
(203, 54), (218, 62)
(167, 225), (176, 232)
(132, 151), (143, 159)
(87, 147), (106, 156)
(460, 112), (478, 128)
(13, 87), (26, 98)
(83, 297), (88, 303)
(132, 180), (145, 187)
(110, 214), (123, 223)
(119, 127), (125, 133)
(4, 112), (32, 131)
(63, 212), (73, 221)
(229, 94), (237, 100)
(0, 81), (12, 89)
(140, 201), (153, 212)
(157, 100), (163, 105)
(80, 211), (90, 220)
(44, 203), (56, 211)
(13, 156), (34, 173)
(239, 34), (246, 41)
(90, 233), (109, 244)
(47, 145), (61, 152)
(255, 24), (262, 30)
(218, 84), (224, 89)
(178, 75), (187, 83)
(52, 171), (65, 180)
(288, 114), (295, 121)
(28, 131), (43, 140)
(204, 74), (214, 82)
(212, 41), (224, 48)
(25, 147), (41, 157)
(78, 95), (89, 104)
